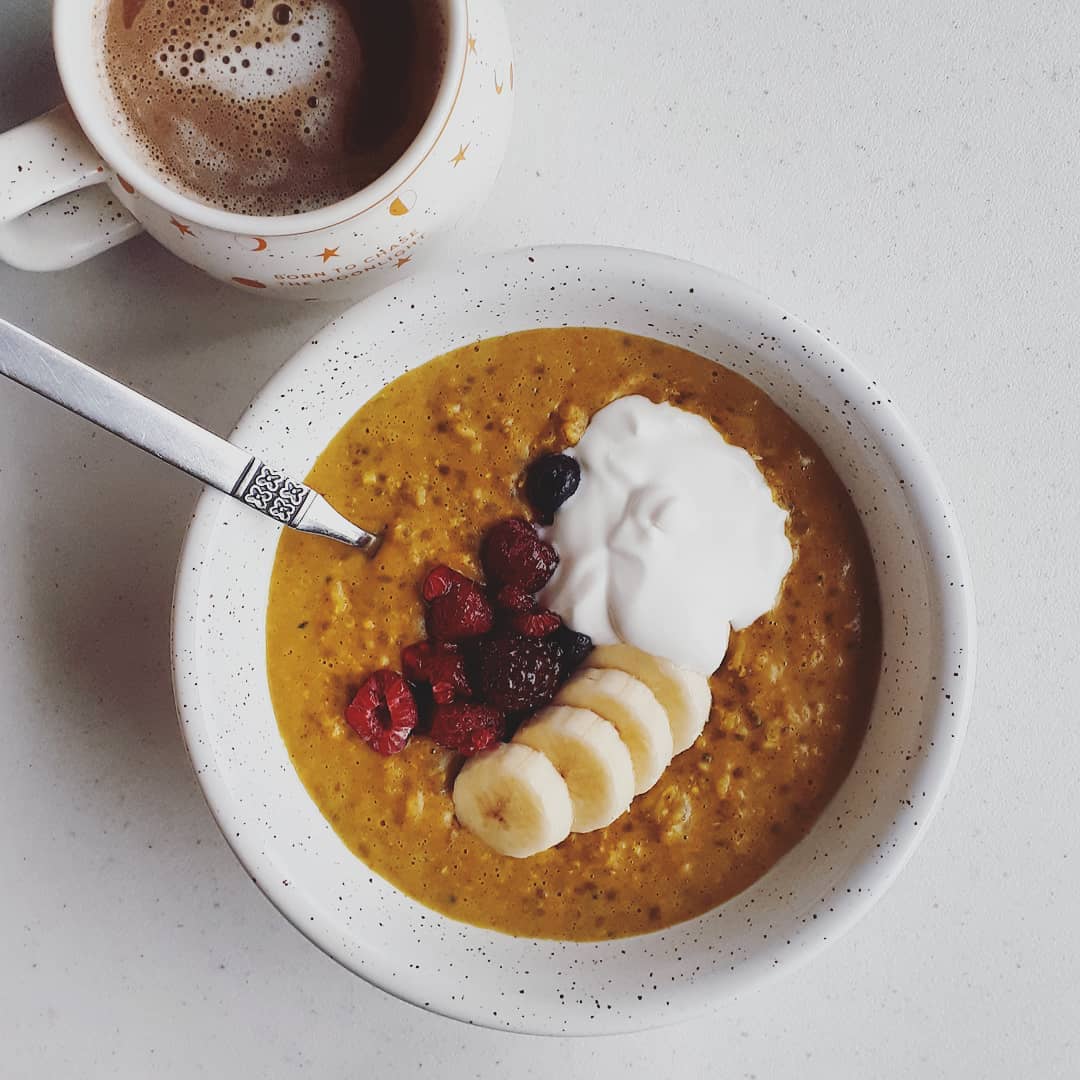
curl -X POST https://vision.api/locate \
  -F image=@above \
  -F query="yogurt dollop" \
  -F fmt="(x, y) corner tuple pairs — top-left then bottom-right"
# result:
(539, 396), (793, 676)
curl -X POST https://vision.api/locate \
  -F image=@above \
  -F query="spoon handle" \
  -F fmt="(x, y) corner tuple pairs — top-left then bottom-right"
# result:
(0, 318), (379, 551)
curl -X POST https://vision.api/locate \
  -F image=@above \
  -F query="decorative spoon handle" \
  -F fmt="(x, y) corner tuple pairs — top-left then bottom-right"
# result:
(0, 318), (380, 552)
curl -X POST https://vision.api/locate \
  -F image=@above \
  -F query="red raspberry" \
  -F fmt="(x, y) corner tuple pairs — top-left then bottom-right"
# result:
(344, 669), (418, 755)
(422, 564), (466, 602)
(477, 634), (562, 713)
(493, 583), (561, 637)
(423, 565), (494, 641)
(401, 641), (472, 704)
(429, 703), (505, 755)
(480, 518), (559, 592)
(511, 609), (562, 637)
(494, 584), (536, 613)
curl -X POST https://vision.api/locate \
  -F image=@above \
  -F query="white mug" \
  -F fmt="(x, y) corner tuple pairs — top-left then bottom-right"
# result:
(0, 0), (513, 300)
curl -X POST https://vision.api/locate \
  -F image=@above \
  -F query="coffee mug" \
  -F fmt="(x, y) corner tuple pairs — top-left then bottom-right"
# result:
(0, 0), (513, 300)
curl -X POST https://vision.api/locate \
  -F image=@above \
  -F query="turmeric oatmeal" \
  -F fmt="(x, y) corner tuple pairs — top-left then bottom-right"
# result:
(266, 328), (881, 940)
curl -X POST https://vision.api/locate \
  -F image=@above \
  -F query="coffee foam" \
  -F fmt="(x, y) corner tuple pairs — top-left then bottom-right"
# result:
(102, 0), (445, 215)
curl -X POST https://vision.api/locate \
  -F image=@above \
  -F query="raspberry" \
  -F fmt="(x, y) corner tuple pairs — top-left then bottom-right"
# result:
(422, 564), (466, 602)
(401, 641), (472, 704)
(424, 565), (494, 641)
(511, 609), (562, 637)
(493, 583), (561, 637)
(478, 634), (562, 713)
(494, 584), (536, 613)
(429, 703), (505, 755)
(552, 625), (593, 679)
(344, 669), (418, 755)
(525, 453), (581, 523)
(480, 518), (559, 591)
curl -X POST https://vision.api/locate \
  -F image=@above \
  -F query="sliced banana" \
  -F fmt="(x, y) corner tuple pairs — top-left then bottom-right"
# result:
(554, 668), (673, 795)
(452, 742), (573, 859)
(584, 642), (712, 755)
(514, 705), (635, 832)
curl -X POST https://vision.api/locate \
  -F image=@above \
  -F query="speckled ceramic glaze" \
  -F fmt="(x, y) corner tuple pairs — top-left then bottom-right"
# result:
(0, 0), (512, 298)
(171, 246), (976, 1035)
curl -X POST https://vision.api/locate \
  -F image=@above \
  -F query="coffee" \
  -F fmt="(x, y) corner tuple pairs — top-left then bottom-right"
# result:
(101, 0), (446, 215)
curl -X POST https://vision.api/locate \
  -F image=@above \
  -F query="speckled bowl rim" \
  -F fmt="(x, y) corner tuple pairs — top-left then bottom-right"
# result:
(171, 245), (977, 1034)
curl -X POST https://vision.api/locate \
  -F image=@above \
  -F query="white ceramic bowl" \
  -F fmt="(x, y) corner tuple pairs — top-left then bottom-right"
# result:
(172, 246), (976, 1035)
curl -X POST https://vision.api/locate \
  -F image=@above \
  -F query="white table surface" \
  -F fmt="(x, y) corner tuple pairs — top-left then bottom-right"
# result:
(2, 1), (1078, 1075)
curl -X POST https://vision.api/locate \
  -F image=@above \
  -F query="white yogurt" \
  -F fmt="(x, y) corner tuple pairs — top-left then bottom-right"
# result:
(539, 395), (793, 675)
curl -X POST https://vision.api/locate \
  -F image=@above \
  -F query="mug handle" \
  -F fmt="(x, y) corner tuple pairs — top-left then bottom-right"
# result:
(0, 103), (144, 272)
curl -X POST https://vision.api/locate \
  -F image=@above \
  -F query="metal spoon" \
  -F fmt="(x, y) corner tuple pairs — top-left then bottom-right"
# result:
(0, 318), (380, 552)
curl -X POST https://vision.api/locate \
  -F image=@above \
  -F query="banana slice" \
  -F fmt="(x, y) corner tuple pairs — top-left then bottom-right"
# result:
(554, 668), (673, 795)
(452, 742), (573, 859)
(584, 642), (712, 755)
(514, 705), (635, 832)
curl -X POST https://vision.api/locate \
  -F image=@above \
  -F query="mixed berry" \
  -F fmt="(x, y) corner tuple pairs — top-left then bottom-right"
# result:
(422, 565), (494, 641)
(429, 703), (506, 755)
(401, 640), (471, 705)
(344, 669), (419, 756)
(345, 491), (591, 758)
(524, 453), (580, 523)
(480, 517), (560, 592)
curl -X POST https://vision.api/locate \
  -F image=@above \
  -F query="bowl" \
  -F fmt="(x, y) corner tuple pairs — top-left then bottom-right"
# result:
(171, 245), (976, 1035)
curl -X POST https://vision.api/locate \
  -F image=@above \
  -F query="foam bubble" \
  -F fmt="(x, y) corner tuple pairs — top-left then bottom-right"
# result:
(102, 0), (447, 215)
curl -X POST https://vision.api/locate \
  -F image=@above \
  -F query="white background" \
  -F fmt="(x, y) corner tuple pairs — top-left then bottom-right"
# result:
(2, 1), (1078, 1075)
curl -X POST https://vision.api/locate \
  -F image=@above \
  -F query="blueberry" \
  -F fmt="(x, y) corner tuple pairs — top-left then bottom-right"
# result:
(525, 453), (581, 521)
(552, 625), (593, 680)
